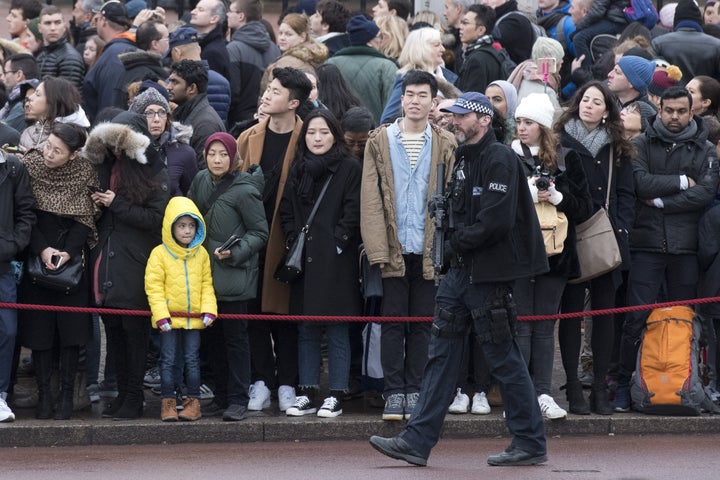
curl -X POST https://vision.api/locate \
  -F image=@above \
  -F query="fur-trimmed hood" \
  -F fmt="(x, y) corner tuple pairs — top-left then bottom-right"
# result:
(82, 122), (151, 165)
(170, 121), (193, 145)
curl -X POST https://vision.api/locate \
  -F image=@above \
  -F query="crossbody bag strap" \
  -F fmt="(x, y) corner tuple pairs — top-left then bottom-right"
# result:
(301, 174), (334, 233)
(605, 149), (613, 210)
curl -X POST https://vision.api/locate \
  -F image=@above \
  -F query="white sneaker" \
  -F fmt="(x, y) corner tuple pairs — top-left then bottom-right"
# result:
(471, 391), (491, 415)
(248, 380), (271, 411)
(0, 396), (15, 423)
(448, 388), (469, 414)
(538, 393), (567, 420)
(278, 385), (296, 412)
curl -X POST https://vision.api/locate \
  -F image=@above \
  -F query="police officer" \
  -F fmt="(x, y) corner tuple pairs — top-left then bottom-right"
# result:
(369, 92), (549, 467)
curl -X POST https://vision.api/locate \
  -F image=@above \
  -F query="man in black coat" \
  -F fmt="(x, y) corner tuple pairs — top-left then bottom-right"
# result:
(0, 153), (35, 422)
(455, 5), (504, 94)
(36, 5), (85, 88)
(613, 86), (720, 412)
(369, 92), (549, 468)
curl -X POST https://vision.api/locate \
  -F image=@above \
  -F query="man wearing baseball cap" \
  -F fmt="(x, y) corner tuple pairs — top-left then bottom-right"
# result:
(82, 0), (136, 121)
(370, 92), (549, 468)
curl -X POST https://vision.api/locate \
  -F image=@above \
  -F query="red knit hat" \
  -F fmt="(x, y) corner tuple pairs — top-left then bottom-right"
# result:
(648, 66), (683, 97)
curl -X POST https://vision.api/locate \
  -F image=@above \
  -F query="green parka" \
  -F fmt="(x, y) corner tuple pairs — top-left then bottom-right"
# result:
(188, 165), (269, 302)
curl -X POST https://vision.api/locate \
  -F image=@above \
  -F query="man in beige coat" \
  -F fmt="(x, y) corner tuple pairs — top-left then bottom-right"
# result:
(361, 70), (456, 421)
(237, 66), (311, 415)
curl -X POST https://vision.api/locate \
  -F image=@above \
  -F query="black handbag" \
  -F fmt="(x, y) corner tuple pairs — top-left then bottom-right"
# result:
(358, 244), (383, 300)
(274, 175), (333, 284)
(27, 252), (84, 295)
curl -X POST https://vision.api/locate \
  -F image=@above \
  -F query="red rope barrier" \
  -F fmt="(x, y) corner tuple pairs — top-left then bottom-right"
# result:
(2, 295), (720, 322)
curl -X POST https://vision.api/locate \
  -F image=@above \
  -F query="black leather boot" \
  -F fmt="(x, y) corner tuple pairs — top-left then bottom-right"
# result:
(55, 347), (78, 420)
(565, 380), (590, 415)
(589, 383), (613, 415)
(33, 349), (54, 419)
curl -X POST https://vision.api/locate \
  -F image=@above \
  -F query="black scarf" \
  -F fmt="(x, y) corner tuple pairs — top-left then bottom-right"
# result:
(295, 146), (342, 203)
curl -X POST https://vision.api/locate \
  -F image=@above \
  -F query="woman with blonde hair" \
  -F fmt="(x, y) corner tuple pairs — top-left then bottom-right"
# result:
(260, 13), (328, 94)
(374, 14), (407, 61)
(380, 27), (459, 123)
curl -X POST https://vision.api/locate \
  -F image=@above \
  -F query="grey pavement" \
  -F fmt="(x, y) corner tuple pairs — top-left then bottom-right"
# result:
(2, 387), (720, 448)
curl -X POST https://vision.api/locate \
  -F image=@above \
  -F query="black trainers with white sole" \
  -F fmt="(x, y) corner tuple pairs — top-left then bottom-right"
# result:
(317, 396), (342, 418)
(286, 395), (317, 416)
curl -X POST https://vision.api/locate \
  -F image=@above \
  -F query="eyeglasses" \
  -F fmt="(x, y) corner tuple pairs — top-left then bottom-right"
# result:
(144, 110), (168, 119)
(2, 70), (17, 75)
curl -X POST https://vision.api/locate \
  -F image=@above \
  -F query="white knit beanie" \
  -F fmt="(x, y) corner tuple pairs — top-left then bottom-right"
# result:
(515, 93), (555, 128)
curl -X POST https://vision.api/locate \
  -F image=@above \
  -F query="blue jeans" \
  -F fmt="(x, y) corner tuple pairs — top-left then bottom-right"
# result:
(298, 322), (350, 392)
(159, 329), (201, 398)
(0, 270), (17, 395)
(399, 268), (546, 459)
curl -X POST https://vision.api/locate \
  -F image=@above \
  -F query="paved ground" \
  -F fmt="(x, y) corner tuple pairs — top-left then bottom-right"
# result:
(2, 435), (720, 480)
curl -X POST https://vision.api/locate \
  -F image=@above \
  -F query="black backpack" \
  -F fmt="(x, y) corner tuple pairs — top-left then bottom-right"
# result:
(486, 46), (517, 79)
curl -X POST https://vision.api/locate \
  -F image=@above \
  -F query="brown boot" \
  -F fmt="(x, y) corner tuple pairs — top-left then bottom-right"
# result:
(178, 397), (201, 421)
(161, 398), (178, 422)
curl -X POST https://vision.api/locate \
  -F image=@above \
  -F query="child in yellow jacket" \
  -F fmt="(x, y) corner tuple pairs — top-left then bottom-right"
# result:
(145, 196), (217, 422)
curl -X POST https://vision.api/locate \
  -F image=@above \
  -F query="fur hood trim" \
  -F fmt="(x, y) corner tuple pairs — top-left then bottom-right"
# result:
(171, 121), (193, 144)
(82, 122), (151, 165)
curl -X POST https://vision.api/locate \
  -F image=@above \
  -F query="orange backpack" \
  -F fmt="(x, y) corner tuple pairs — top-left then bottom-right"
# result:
(630, 306), (706, 415)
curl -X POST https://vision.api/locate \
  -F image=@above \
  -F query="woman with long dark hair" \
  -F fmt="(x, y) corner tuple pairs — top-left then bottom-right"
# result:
(513, 92), (593, 420)
(555, 80), (635, 415)
(19, 123), (96, 420)
(315, 63), (364, 123)
(20, 76), (90, 151)
(83, 111), (169, 420)
(278, 109), (361, 418)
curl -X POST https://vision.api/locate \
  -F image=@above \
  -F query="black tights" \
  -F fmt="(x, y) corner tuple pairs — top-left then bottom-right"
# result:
(559, 273), (616, 388)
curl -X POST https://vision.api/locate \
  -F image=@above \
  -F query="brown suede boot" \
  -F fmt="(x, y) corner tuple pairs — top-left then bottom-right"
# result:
(178, 397), (201, 421)
(161, 398), (178, 422)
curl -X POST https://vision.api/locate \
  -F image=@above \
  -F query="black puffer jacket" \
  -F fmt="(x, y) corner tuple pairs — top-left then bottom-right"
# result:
(83, 121), (169, 309)
(631, 115), (719, 255)
(575, 0), (629, 31)
(36, 37), (85, 89)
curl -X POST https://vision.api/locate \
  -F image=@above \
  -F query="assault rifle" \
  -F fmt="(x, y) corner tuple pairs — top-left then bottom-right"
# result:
(430, 162), (447, 286)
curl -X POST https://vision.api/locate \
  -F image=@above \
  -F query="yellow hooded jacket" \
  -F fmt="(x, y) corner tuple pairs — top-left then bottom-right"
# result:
(145, 197), (217, 329)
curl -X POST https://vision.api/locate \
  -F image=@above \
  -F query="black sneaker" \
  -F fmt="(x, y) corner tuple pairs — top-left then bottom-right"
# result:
(286, 395), (317, 416)
(317, 396), (342, 418)
(404, 392), (420, 420)
(382, 393), (405, 421)
(222, 404), (247, 421)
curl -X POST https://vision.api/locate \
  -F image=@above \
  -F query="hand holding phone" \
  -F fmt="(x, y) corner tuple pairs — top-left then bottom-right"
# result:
(51, 255), (63, 269)
(218, 235), (240, 252)
(87, 185), (103, 195)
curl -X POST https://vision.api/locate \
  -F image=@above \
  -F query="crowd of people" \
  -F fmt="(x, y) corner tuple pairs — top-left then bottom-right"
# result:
(1, 0), (720, 465)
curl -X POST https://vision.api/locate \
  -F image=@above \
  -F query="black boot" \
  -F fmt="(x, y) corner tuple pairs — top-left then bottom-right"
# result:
(55, 347), (79, 420)
(565, 380), (590, 415)
(589, 383), (613, 415)
(32, 349), (54, 419)
(101, 394), (126, 418)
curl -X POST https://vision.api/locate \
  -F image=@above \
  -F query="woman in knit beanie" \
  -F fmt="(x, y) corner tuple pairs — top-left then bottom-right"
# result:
(186, 132), (268, 422)
(553, 80), (636, 416)
(130, 87), (198, 196)
(512, 92), (593, 421)
(22, 18), (42, 54)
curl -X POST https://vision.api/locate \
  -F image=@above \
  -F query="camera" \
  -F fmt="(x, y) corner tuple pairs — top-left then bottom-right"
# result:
(534, 166), (554, 191)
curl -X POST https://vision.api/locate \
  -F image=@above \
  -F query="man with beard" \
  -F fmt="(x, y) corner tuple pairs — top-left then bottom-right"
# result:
(369, 91), (548, 467)
(612, 86), (719, 412)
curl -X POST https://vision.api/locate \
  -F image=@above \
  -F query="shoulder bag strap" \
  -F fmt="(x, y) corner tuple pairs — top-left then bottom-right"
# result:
(301, 174), (334, 233)
(605, 149), (613, 210)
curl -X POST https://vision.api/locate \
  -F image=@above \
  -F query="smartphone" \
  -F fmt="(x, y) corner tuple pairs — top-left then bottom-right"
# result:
(51, 255), (63, 269)
(218, 235), (240, 252)
(535, 57), (557, 75)
(87, 185), (103, 194)
(4, 146), (24, 153)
